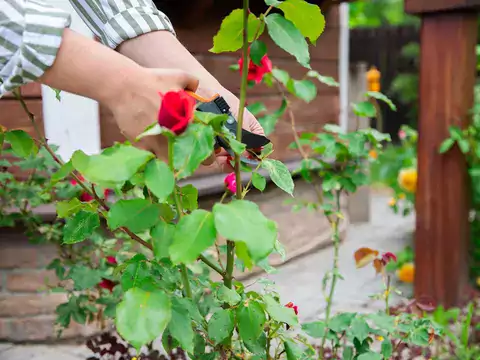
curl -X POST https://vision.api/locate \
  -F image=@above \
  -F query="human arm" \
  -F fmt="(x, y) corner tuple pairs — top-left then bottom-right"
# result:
(0, 0), (197, 148)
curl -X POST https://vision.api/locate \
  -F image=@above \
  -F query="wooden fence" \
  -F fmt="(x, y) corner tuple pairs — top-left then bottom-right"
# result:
(350, 25), (419, 141)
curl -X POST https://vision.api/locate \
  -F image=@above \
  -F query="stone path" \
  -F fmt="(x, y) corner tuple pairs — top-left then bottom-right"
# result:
(0, 193), (415, 360)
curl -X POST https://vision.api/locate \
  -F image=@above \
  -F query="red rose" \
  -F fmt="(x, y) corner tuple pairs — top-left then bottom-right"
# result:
(158, 90), (196, 135)
(285, 302), (299, 315)
(381, 252), (397, 265)
(106, 256), (117, 265)
(79, 192), (94, 202)
(238, 54), (273, 84)
(98, 278), (117, 293)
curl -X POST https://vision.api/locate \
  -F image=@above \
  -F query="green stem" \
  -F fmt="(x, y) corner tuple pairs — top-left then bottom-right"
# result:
(224, 0), (250, 290)
(168, 138), (192, 298)
(320, 190), (342, 358)
(384, 275), (391, 315)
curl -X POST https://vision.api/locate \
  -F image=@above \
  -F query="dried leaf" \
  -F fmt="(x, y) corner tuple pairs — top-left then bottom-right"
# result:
(354, 247), (379, 268)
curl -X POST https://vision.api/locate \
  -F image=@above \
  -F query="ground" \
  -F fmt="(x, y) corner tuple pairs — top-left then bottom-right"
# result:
(0, 193), (414, 360)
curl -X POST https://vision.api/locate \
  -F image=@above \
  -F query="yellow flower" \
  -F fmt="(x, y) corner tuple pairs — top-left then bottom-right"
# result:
(398, 193), (406, 200)
(388, 198), (396, 207)
(376, 335), (384, 341)
(476, 277), (480, 287)
(398, 168), (417, 193)
(397, 263), (415, 283)
(369, 149), (378, 159)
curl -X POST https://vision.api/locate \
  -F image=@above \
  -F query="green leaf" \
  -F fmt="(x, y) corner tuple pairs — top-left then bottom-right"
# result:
(107, 199), (161, 233)
(144, 159), (175, 202)
(329, 312), (356, 332)
(237, 300), (266, 342)
(357, 352), (382, 360)
(368, 312), (395, 333)
(169, 297), (195, 353)
(68, 266), (103, 290)
(284, 339), (303, 360)
(265, 14), (310, 68)
(367, 91), (397, 111)
(288, 79), (317, 103)
(169, 210), (216, 264)
(0, 130), (4, 154)
(173, 124), (215, 179)
(439, 138), (455, 154)
(151, 221), (175, 260)
(265, 0), (282, 5)
(56, 198), (83, 218)
(207, 308), (235, 345)
(252, 172), (266, 191)
(277, 0), (325, 44)
(381, 339), (393, 358)
(136, 123), (163, 141)
(217, 285), (242, 306)
(343, 346), (354, 360)
(116, 288), (172, 351)
(51, 161), (74, 184)
(307, 71), (339, 87)
(272, 68), (290, 86)
(120, 257), (154, 291)
(410, 327), (430, 346)
(350, 317), (370, 343)
(72, 145), (154, 185)
(352, 101), (376, 117)
(177, 184), (198, 211)
(258, 99), (287, 136)
(5, 130), (37, 158)
(195, 112), (228, 132)
(250, 40), (267, 65)
(261, 159), (294, 195)
(263, 295), (298, 326)
(247, 102), (267, 116)
(63, 211), (100, 244)
(302, 321), (326, 338)
(213, 200), (277, 261)
(211, 9), (262, 53)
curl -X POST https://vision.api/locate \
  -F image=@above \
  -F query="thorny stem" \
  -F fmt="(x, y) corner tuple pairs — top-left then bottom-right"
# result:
(12, 89), (154, 251)
(320, 190), (342, 358)
(225, 0), (250, 290)
(168, 138), (192, 298)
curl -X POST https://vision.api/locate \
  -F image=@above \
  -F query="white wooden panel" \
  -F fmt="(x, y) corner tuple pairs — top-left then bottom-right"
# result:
(41, 0), (101, 161)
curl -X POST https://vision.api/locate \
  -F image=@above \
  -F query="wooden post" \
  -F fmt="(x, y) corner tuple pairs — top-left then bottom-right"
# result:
(405, 0), (478, 307)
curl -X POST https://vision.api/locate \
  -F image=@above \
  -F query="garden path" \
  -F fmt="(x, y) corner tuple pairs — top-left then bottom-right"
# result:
(0, 192), (415, 360)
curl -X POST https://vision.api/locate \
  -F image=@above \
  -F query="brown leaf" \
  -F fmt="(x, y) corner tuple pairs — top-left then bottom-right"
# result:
(354, 247), (379, 268)
(373, 258), (384, 274)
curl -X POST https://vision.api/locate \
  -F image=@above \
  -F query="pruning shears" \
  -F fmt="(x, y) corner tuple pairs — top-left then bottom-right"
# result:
(186, 91), (271, 166)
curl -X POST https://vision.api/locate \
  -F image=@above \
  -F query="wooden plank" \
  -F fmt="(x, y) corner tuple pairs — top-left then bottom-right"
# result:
(0, 100), (44, 137)
(1, 83), (42, 99)
(405, 0), (480, 14)
(414, 12), (477, 307)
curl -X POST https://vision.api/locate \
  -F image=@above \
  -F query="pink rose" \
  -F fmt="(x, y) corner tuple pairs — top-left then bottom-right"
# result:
(398, 130), (406, 140)
(224, 172), (237, 193)
(285, 302), (299, 315)
(106, 256), (117, 265)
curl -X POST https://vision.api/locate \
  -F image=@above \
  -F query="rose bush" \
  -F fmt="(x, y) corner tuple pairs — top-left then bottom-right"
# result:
(0, 1), (449, 359)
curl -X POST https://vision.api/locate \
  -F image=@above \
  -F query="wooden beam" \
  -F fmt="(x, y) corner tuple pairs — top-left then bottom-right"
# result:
(405, 0), (480, 14)
(414, 11), (477, 307)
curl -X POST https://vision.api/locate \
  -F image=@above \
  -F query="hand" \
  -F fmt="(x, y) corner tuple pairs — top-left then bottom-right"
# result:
(105, 67), (199, 157)
(198, 86), (265, 172)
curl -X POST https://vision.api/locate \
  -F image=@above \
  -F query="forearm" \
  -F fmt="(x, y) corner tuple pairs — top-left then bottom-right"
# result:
(39, 29), (144, 105)
(117, 31), (222, 95)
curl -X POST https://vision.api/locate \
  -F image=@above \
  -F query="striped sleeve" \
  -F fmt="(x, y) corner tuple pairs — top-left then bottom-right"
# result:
(0, 0), (71, 96)
(68, 0), (175, 49)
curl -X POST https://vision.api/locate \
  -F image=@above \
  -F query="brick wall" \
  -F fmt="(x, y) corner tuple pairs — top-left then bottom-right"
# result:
(0, 228), (97, 342)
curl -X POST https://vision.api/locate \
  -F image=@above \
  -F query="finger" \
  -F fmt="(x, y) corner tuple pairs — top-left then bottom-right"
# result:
(214, 156), (235, 173)
(176, 70), (199, 92)
(245, 109), (265, 136)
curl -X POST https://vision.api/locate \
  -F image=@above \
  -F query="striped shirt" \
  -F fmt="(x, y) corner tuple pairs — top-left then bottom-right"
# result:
(0, 0), (175, 96)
